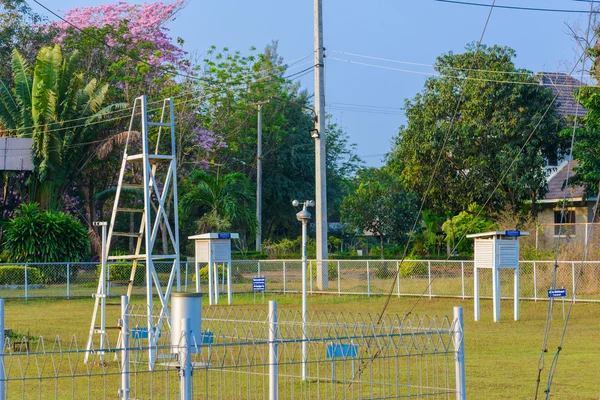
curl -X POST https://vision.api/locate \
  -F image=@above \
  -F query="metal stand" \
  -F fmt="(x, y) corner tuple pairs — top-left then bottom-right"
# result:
(86, 96), (181, 369)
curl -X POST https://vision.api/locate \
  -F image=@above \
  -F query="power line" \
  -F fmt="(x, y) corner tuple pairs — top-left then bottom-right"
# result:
(435, 0), (599, 13)
(330, 56), (586, 88)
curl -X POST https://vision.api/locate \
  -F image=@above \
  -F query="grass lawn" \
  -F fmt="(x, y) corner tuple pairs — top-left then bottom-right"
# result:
(3, 293), (599, 399)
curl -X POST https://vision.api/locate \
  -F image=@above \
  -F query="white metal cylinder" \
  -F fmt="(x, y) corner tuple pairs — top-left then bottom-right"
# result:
(301, 220), (308, 381)
(268, 300), (278, 400)
(0, 298), (5, 400)
(453, 306), (466, 400)
(171, 292), (202, 353)
(179, 318), (192, 400)
(120, 296), (130, 400)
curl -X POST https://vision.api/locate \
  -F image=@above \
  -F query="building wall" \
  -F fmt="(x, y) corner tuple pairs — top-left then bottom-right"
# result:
(537, 201), (595, 245)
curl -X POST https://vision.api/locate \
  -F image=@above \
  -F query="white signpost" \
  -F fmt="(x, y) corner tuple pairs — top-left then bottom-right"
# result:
(467, 230), (528, 322)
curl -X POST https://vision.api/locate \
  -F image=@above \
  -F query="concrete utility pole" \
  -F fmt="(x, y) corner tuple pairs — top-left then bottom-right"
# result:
(314, 0), (328, 290)
(256, 103), (263, 252)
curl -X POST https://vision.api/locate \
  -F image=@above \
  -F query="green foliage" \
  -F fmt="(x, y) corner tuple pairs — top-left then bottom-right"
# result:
(192, 265), (228, 282)
(309, 261), (338, 280)
(0, 265), (43, 285)
(96, 263), (144, 285)
(388, 44), (565, 216)
(341, 168), (418, 259)
(399, 261), (428, 278)
(559, 86), (600, 195)
(3, 204), (89, 282)
(441, 203), (496, 254)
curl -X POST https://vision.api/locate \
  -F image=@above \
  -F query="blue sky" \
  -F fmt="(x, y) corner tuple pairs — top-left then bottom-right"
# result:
(31, 0), (595, 166)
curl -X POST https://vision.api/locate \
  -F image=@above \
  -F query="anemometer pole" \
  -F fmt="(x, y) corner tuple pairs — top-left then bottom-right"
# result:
(314, 0), (328, 290)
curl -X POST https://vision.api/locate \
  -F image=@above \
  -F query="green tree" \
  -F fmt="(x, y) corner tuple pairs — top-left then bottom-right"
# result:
(0, 45), (125, 210)
(441, 203), (496, 254)
(388, 44), (565, 217)
(3, 203), (89, 282)
(179, 170), (256, 237)
(560, 86), (600, 196)
(340, 168), (418, 259)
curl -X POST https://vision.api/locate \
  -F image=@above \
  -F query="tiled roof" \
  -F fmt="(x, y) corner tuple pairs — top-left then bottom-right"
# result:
(539, 72), (587, 119)
(545, 161), (586, 200)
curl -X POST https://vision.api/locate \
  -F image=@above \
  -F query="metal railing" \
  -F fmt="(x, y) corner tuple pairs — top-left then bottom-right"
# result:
(1, 260), (599, 302)
(0, 298), (465, 399)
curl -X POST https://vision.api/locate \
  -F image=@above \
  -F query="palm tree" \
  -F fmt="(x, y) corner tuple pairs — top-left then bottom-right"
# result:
(180, 170), (256, 235)
(0, 44), (125, 210)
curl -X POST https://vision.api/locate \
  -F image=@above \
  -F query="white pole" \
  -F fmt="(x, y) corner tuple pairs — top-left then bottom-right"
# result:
(461, 261), (465, 300)
(179, 318), (192, 400)
(67, 263), (71, 299)
(227, 261), (232, 305)
(283, 261), (286, 293)
(366, 261), (370, 297)
(533, 261), (537, 302)
(268, 300), (278, 400)
(514, 266), (519, 321)
(474, 268), (480, 321)
(100, 223), (107, 361)
(428, 261), (432, 298)
(120, 295), (130, 400)
(301, 219), (308, 381)
(396, 261), (400, 297)
(207, 258), (213, 306)
(314, 0), (328, 291)
(0, 299), (5, 400)
(213, 263), (219, 305)
(256, 104), (263, 252)
(453, 306), (466, 400)
(493, 268), (500, 323)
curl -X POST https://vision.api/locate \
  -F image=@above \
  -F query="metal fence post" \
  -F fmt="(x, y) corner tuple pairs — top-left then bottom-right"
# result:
(24, 263), (28, 300)
(396, 261), (400, 297)
(461, 261), (465, 299)
(268, 300), (278, 400)
(283, 261), (286, 294)
(428, 261), (432, 299)
(366, 261), (371, 297)
(337, 261), (341, 296)
(185, 261), (189, 292)
(0, 298), (4, 400)
(572, 262), (576, 304)
(309, 261), (313, 293)
(119, 295), (130, 400)
(453, 306), (466, 400)
(67, 263), (71, 299)
(258, 260), (261, 278)
(180, 318), (192, 400)
(533, 262), (537, 302)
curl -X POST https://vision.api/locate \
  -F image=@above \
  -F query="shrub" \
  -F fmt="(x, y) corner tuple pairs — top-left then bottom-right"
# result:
(3, 204), (89, 283)
(399, 261), (428, 278)
(0, 266), (43, 285)
(309, 261), (339, 280)
(97, 263), (144, 285)
(192, 265), (228, 282)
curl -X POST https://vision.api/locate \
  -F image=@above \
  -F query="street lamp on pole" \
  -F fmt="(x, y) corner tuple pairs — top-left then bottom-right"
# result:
(293, 199), (314, 381)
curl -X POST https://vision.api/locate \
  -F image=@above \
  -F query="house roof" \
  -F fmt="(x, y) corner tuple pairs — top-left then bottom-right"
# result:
(539, 72), (587, 119)
(543, 161), (586, 202)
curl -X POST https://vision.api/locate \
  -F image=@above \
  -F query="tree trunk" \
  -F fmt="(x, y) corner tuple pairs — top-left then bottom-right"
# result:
(380, 235), (385, 260)
(531, 191), (538, 218)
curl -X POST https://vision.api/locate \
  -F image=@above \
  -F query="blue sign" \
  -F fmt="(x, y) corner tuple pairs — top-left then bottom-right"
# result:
(252, 277), (266, 292)
(505, 230), (521, 237)
(548, 288), (567, 298)
(200, 330), (214, 345)
(131, 327), (161, 340)
(217, 233), (231, 239)
(327, 343), (358, 359)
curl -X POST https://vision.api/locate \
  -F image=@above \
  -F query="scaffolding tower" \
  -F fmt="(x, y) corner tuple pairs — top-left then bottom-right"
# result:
(85, 95), (181, 369)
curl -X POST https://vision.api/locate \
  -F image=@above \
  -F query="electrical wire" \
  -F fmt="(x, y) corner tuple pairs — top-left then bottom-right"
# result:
(434, 0), (599, 13)
(330, 56), (585, 88)
(349, 0), (499, 387)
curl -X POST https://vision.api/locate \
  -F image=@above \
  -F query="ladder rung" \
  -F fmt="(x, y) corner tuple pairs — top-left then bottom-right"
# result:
(93, 294), (107, 298)
(117, 207), (144, 213)
(107, 280), (131, 284)
(147, 122), (172, 127)
(94, 326), (121, 331)
(113, 232), (142, 238)
(121, 184), (144, 190)
(107, 254), (177, 261)
(126, 154), (173, 163)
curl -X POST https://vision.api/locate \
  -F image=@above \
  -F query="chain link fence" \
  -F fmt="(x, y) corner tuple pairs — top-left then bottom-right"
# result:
(1, 260), (599, 302)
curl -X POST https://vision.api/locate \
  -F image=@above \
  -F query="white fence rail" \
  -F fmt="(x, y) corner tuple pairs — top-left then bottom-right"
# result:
(0, 260), (598, 302)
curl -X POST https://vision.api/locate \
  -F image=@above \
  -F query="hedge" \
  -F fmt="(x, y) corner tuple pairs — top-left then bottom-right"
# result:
(0, 266), (43, 285)
(192, 265), (228, 282)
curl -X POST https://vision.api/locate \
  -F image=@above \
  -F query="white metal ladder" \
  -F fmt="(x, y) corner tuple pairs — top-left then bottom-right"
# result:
(85, 96), (181, 369)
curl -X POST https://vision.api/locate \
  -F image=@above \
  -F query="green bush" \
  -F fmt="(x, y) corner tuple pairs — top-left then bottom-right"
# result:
(399, 261), (428, 278)
(309, 261), (339, 280)
(192, 265), (228, 282)
(97, 264), (144, 285)
(0, 266), (43, 285)
(3, 204), (89, 283)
